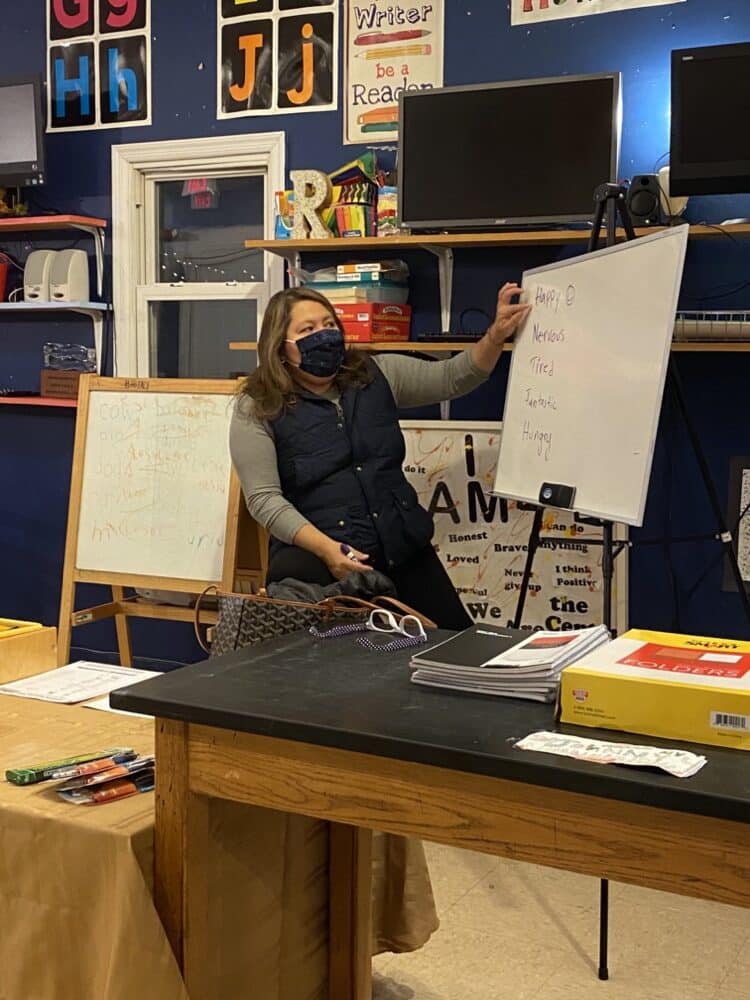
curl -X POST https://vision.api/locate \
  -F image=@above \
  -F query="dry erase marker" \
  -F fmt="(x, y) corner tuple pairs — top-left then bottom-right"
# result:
(57, 756), (155, 791)
(340, 543), (360, 563)
(48, 750), (138, 781)
(6, 748), (134, 786)
(67, 770), (155, 805)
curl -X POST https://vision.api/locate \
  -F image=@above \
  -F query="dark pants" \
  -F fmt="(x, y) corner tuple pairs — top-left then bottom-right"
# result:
(267, 543), (471, 631)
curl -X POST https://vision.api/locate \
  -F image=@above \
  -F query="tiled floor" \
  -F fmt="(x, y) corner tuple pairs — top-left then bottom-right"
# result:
(372, 843), (748, 1000)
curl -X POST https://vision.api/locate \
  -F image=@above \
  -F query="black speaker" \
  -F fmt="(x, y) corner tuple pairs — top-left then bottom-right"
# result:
(626, 175), (663, 225)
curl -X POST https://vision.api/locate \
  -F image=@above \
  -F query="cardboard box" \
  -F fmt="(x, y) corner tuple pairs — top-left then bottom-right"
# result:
(335, 302), (411, 343)
(41, 369), (81, 399)
(334, 302), (411, 325)
(343, 321), (411, 343)
(559, 629), (750, 750)
(0, 626), (58, 683)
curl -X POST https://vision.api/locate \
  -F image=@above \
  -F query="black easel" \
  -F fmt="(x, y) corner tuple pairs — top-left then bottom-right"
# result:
(511, 182), (750, 982)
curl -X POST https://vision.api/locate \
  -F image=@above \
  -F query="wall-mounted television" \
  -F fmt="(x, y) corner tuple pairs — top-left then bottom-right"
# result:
(670, 41), (750, 197)
(0, 74), (45, 188)
(398, 72), (621, 231)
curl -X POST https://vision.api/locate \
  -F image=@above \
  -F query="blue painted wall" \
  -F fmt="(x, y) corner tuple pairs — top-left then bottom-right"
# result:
(3, 0), (750, 666)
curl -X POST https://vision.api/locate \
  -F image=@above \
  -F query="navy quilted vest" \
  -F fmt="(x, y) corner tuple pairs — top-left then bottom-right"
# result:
(271, 362), (434, 569)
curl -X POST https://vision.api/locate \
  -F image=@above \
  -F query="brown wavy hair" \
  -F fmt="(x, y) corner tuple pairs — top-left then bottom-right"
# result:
(240, 287), (373, 420)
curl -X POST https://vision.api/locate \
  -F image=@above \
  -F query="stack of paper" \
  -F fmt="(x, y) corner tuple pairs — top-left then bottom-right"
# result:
(410, 624), (611, 702)
(0, 661), (159, 705)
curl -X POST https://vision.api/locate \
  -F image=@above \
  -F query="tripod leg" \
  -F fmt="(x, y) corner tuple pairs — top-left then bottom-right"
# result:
(598, 878), (610, 981)
(513, 506), (544, 629)
(668, 361), (750, 626)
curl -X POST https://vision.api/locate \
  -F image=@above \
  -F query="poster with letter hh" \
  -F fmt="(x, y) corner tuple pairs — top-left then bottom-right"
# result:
(401, 422), (628, 633)
(344, 0), (444, 144)
(47, 0), (150, 131)
(218, 0), (338, 118)
(511, 0), (684, 24)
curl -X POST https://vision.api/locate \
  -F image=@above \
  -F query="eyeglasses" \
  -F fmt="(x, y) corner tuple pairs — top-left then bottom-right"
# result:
(310, 609), (428, 652)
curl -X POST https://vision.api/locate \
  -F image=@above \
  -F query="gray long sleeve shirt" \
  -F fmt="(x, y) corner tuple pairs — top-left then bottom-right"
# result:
(229, 350), (489, 544)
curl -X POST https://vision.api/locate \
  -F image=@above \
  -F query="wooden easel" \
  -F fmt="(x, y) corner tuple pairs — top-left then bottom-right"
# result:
(58, 376), (268, 666)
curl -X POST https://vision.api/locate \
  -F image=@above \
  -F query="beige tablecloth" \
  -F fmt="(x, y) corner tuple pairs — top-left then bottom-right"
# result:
(0, 698), (438, 1000)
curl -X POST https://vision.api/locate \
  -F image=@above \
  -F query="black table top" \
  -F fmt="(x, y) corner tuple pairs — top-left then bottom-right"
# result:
(111, 630), (750, 824)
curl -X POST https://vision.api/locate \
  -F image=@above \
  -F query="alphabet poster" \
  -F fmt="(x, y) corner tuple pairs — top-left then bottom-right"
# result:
(47, 0), (151, 131)
(218, 0), (338, 118)
(511, 0), (684, 25)
(402, 422), (627, 632)
(344, 0), (443, 144)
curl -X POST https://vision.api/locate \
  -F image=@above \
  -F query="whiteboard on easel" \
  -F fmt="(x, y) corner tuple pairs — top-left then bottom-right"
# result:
(74, 382), (236, 582)
(493, 227), (689, 527)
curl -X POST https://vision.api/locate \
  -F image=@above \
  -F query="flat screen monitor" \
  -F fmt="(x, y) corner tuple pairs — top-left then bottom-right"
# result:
(0, 75), (45, 188)
(670, 41), (750, 197)
(398, 73), (621, 231)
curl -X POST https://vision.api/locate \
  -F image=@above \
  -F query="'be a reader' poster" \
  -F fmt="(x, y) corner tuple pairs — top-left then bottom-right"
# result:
(344, 1), (443, 144)
(512, 0), (685, 24)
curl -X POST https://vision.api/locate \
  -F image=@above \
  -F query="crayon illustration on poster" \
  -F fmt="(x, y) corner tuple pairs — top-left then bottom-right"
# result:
(47, 0), (151, 131)
(218, 0), (338, 118)
(344, 1), (444, 145)
(510, 0), (685, 25)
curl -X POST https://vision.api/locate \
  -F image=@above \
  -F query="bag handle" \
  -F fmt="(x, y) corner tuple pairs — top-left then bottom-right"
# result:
(193, 585), (218, 654)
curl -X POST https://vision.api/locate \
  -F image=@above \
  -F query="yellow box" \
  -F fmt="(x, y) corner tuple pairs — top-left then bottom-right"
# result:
(0, 626), (57, 684)
(559, 628), (750, 750)
(0, 618), (43, 640)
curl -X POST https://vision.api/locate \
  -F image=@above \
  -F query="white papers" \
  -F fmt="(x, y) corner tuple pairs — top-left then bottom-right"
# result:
(515, 731), (707, 778)
(0, 661), (160, 705)
(411, 626), (611, 702)
(84, 697), (152, 719)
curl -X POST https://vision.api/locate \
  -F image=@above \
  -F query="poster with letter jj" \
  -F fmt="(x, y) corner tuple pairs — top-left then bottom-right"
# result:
(218, 0), (338, 118)
(511, 0), (684, 24)
(401, 422), (628, 633)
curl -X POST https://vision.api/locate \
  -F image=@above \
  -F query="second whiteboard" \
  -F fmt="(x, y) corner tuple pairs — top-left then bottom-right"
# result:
(493, 226), (689, 527)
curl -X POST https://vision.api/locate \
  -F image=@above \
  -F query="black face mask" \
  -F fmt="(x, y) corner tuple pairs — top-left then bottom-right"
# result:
(289, 327), (346, 378)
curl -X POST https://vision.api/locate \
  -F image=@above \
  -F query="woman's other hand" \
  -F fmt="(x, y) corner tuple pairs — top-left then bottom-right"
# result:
(323, 541), (372, 581)
(485, 283), (532, 348)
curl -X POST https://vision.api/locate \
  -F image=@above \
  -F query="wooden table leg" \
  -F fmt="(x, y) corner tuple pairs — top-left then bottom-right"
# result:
(155, 719), (188, 969)
(111, 586), (133, 667)
(329, 823), (373, 1000)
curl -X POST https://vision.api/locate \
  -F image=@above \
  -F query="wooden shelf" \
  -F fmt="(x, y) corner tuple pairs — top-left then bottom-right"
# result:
(671, 341), (750, 352)
(0, 214), (107, 232)
(0, 396), (77, 408)
(229, 340), (485, 353)
(0, 301), (111, 312)
(230, 340), (750, 354)
(244, 224), (750, 253)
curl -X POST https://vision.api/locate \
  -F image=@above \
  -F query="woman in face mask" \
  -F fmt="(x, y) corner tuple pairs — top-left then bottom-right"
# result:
(230, 284), (530, 629)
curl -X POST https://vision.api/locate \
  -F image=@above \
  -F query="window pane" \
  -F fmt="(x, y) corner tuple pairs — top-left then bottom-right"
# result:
(157, 175), (265, 283)
(149, 299), (258, 379)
